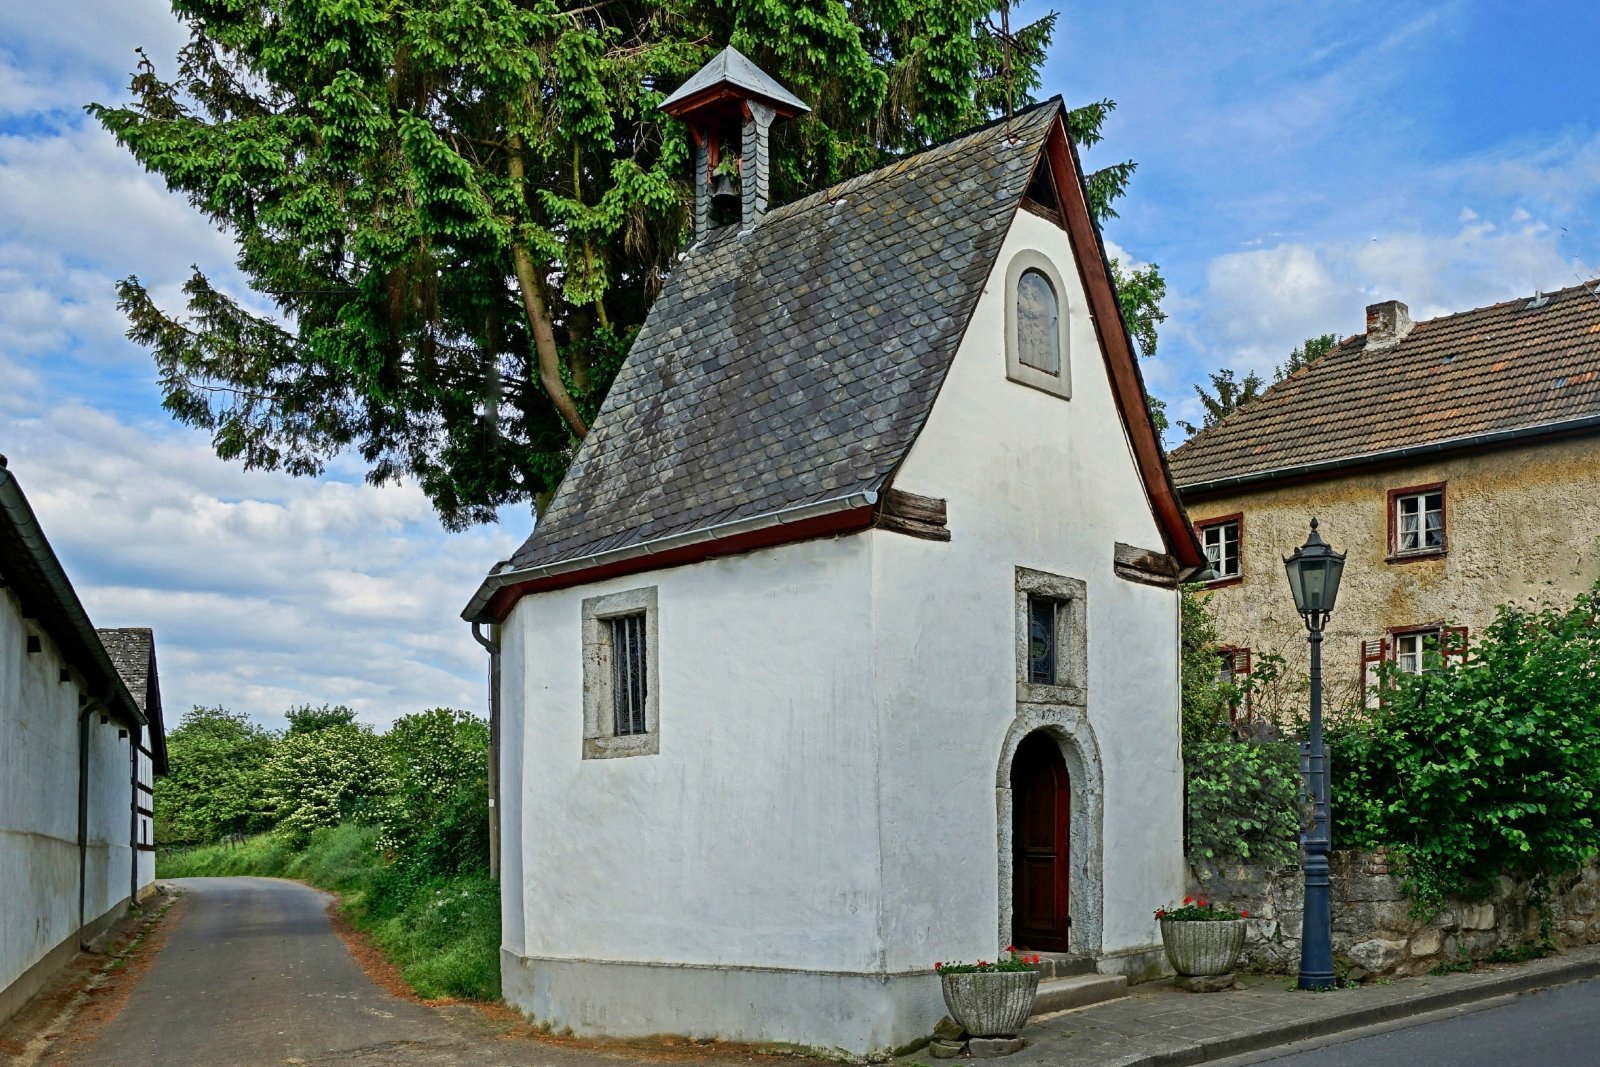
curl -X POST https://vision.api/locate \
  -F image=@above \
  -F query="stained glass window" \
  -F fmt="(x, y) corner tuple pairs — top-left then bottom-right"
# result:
(1028, 596), (1058, 685)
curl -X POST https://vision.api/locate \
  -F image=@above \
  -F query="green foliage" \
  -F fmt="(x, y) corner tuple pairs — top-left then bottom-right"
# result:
(1276, 333), (1339, 381)
(1173, 334), (1338, 443)
(376, 708), (491, 876)
(1330, 585), (1600, 912)
(89, 3), (1163, 528)
(1178, 368), (1267, 437)
(1185, 741), (1302, 866)
(1180, 586), (1301, 866)
(155, 705), (274, 844)
(1180, 586), (1230, 744)
(261, 724), (386, 845)
(285, 703), (360, 735)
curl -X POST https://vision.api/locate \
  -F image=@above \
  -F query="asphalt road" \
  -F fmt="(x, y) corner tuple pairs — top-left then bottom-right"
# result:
(1236, 978), (1600, 1067)
(59, 877), (462, 1066)
(50, 877), (780, 1067)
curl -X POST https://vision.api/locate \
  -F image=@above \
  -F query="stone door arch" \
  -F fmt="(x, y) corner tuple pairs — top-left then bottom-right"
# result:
(996, 708), (1104, 955)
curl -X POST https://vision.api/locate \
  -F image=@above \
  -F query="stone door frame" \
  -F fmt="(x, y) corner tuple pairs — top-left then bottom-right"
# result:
(995, 707), (1105, 956)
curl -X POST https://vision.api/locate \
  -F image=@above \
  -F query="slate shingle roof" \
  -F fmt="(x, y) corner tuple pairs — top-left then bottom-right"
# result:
(1168, 283), (1600, 492)
(500, 101), (1061, 576)
(97, 626), (168, 773)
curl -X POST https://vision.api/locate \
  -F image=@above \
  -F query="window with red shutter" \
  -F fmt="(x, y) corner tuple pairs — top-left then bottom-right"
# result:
(1359, 637), (1390, 706)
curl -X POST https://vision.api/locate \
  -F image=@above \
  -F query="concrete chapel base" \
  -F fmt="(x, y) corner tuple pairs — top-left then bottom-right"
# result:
(501, 950), (945, 1057)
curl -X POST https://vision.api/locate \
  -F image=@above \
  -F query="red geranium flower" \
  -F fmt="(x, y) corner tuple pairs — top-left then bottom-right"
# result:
(1155, 909), (1167, 919)
(1183, 895), (1193, 905)
(1030, 955), (1040, 964)
(934, 962), (942, 971)
(1241, 909), (1250, 918)
(1198, 898), (1207, 907)
(1006, 945), (1016, 952)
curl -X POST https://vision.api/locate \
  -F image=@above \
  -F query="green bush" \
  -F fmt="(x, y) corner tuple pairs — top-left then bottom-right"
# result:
(261, 725), (386, 845)
(155, 706), (275, 845)
(1186, 740), (1301, 865)
(1330, 585), (1600, 910)
(376, 708), (491, 876)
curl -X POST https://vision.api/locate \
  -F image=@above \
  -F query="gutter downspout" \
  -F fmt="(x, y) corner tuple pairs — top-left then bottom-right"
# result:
(471, 622), (501, 881)
(129, 728), (140, 907)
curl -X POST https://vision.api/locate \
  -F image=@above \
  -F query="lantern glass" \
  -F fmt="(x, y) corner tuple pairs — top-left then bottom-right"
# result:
(1283, 523), (1346, 618)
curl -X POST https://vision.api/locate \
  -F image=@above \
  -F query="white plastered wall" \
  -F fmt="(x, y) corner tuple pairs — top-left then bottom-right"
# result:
(501, 535), (894, 1051)
(0, 587), (134, 1020)
(872, 207), (1186, 973)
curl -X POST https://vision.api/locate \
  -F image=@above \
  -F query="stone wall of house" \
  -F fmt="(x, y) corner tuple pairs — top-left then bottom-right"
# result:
(1192, 850), (1600, 980)
(1182, 434), (1600, 714)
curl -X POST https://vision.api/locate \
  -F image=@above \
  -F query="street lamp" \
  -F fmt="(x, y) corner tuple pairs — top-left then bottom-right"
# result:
(1283, 518), (1346, 992)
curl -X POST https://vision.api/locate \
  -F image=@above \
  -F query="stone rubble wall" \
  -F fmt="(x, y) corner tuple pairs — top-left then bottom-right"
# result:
(1192, 850), (1600, 980)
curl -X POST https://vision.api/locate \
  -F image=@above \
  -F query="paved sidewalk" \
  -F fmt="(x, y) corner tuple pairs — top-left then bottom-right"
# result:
(982, 944), (1600, 1067)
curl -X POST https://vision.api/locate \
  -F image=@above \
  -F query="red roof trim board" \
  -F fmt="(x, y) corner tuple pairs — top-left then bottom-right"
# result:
(1045, 116), (1204, 570)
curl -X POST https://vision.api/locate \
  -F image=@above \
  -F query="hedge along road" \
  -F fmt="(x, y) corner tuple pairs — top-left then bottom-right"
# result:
(48, 877), (777, 1067)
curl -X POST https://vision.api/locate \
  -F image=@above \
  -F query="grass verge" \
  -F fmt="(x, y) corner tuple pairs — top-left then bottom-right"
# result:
(159, 824), (499, 1000)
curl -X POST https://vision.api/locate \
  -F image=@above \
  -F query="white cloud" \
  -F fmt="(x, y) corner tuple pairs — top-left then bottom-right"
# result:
(2, 404), (528, 729)
(1177, 208), (1580, 386)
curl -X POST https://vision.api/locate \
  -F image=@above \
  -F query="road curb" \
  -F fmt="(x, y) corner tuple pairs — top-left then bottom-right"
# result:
(1137, 956), (1600, 1067)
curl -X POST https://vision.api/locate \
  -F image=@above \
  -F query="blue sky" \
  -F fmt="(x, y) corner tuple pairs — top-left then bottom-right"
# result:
(2, 1), (1597, 727)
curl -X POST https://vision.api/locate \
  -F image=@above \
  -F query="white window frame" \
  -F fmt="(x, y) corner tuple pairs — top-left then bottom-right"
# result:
(1199, 518), (1242, 581)
(1004, 249), (1072, 399)
(1393, 489), (1445, 556)
(581, 586), (660, 759)
(1392, 628), (1440, 675)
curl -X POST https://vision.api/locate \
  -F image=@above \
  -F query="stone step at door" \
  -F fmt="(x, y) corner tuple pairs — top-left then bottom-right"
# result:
(1030, 973), (1128, 1017)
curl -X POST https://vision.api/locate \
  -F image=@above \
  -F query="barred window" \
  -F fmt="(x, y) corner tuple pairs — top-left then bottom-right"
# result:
(582, 587), (659, 758)
(609, 612), (648, 737)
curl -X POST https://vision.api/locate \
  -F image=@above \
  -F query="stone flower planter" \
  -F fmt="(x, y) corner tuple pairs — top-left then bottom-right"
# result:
(1160, 919), (1246, 976)
(939, 970), (1040, 1037)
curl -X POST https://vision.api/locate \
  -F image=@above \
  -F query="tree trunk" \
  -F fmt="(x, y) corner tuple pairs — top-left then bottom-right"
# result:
(507, 132), (588, 439)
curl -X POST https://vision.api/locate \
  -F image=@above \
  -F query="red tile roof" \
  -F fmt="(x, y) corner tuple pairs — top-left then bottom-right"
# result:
(1168, 282), (1600, 492)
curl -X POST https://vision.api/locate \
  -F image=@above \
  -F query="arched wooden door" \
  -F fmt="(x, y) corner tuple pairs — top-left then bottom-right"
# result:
(1011, 732), (1071, 951)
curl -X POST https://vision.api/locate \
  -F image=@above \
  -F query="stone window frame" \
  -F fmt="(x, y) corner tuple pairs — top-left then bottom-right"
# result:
(1015, 567), (1087, 706)
(1004, 249), (1072, 400)
(581, 586), (660, 759)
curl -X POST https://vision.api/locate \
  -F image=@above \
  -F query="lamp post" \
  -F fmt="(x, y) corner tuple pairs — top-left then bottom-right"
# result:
(1283, 518), (1346, 992)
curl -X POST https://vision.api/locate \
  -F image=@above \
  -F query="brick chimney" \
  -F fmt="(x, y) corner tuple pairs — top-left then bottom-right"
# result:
(1365, 300), (1414, 350)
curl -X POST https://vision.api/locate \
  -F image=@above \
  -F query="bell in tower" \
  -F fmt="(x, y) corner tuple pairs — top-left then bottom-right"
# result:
(659, 46), (810, 239)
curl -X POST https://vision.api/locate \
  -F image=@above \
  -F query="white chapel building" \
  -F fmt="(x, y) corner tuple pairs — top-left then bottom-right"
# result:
(463, 50), (1207, 1057)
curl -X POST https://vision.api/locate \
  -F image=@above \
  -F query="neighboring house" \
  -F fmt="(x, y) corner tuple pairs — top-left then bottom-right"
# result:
(1169, 286), (1600, 712)
(97, 628), (168, 902)
(0, 455), (157, 1024)
(462, 50), (1205, 1057)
